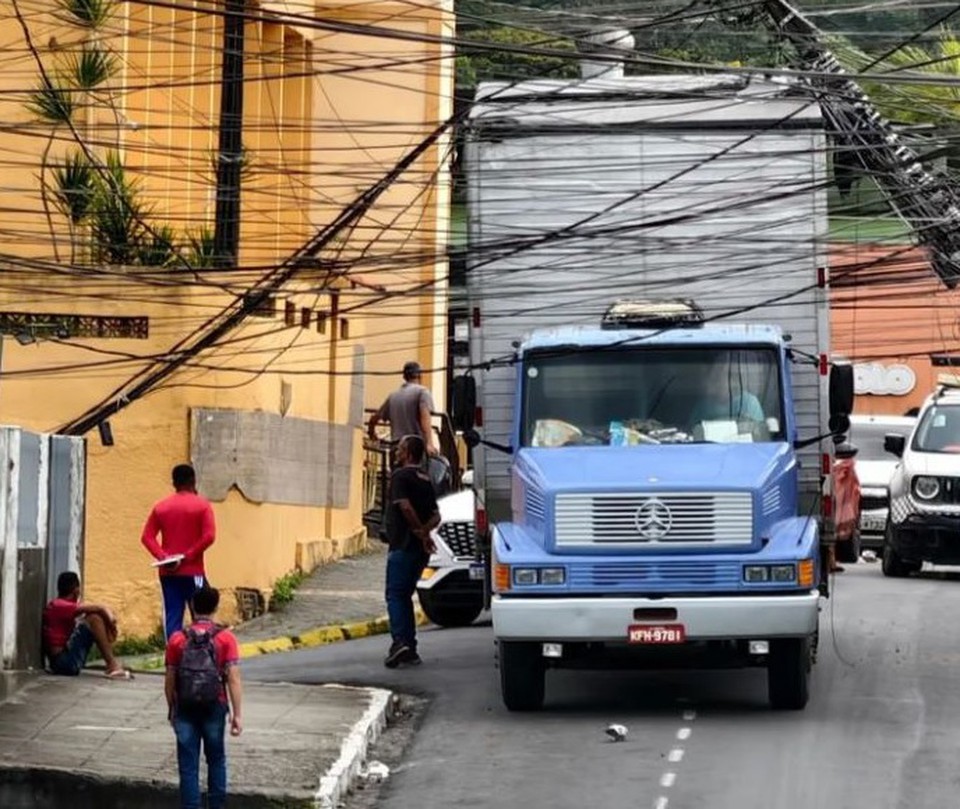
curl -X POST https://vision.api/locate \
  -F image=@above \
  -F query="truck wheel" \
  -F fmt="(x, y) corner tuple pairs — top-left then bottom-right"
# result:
(499, 641), (545, 712)
(767, 638), (810, 711)
(418, 588), (483, 628)
(835, 529), (861, 564)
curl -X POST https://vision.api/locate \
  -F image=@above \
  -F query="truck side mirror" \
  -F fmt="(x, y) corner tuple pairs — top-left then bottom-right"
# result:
(451, 375), (477, 432)
(829, 363), (855, 418)
(884, 433), (906, 458)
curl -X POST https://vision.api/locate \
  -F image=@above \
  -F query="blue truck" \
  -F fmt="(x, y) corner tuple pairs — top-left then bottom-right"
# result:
(461, 75), (854, 710)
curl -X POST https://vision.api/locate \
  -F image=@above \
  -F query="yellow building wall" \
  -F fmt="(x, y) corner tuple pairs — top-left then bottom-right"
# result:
(0, 1), (452, 637)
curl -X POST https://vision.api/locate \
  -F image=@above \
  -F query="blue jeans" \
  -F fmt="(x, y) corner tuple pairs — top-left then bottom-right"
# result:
(386, 549), (428, 649)
(49, 623), (95, 675)
(173, 703), (228, 809)
(161, 575), (207, 640)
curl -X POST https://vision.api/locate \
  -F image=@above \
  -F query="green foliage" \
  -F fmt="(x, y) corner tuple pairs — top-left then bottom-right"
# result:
(89, 152), (148, 266)
(67, 44), (117, 90)
(28, 78), (74, 124)
(456, 27), (579, 88)
(53, 151), (96, 225)
(270, 570), (306, 610)
(57, 0), (114, 28)
(137, 224), (178, 267)
(186, 227), (217, 268)
(112, 625), (166, 657)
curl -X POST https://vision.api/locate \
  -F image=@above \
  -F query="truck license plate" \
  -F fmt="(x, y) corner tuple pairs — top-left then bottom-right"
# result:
(860, 515), (886, 533)
(628, 624), (686, 644)
(468, 564), (485, 581)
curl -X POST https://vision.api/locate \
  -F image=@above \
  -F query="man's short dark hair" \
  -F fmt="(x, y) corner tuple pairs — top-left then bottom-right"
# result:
(57, 571), (80, 598)
(191, 587), (220, 616)
(400, 434), (425, 464)
(402, 361), (422, 382)
(172, 464), (196, 489)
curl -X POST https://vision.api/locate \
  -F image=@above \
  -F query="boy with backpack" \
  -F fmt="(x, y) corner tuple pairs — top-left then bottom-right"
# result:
(164, 587), (243, 809)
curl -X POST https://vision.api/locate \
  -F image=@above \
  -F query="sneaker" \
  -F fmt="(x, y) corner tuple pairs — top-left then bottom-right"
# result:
(400, 648), (422, 666)
(384, 643), (411, 669)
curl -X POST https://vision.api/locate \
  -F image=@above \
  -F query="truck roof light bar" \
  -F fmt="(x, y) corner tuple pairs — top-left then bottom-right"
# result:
(601, 298), (705, 330)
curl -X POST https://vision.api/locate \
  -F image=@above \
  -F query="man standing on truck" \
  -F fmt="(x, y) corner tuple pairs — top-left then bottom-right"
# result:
(383, 435), (440, 668)
(368, 361), (438, 458)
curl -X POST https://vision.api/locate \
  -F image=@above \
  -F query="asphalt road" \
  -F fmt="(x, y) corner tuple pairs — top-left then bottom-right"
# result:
(245, 563), (960, 809)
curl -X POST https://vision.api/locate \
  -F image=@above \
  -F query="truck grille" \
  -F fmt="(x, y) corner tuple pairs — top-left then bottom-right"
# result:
(567, 560), (743, 589)
(555, 491), (753, 547)
(438, 521), (477, 558)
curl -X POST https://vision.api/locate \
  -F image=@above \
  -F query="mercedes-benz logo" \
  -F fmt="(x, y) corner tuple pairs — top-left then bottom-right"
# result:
(634, 498), (673, 539)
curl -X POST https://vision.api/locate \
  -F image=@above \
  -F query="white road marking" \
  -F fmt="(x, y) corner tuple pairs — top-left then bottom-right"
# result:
(660, 772), (677, 788)
(668, 748), (684, 763)
(677, 727), (692, 741)
(654, 797), (669, 809)
(682, 709), (697, 722)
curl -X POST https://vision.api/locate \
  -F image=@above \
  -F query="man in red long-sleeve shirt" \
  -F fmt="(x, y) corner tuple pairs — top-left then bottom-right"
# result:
(142, 464), (217, 640)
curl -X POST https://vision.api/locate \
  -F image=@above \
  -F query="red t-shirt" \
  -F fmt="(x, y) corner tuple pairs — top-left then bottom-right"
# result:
(165, 620), (239, 704)
(42, 597), (79, 653)
(141, 491), (216, 577)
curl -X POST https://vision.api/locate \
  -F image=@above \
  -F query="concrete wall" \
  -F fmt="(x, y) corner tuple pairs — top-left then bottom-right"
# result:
(0, 429), (85, 671)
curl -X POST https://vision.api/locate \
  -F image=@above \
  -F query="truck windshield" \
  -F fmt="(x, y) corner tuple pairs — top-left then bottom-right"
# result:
(521, 346), (784, 447)
(912, 404), (960, 453)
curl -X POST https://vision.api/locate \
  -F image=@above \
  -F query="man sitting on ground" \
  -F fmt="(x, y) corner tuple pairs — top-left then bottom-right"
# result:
(42, 571), (131, 679)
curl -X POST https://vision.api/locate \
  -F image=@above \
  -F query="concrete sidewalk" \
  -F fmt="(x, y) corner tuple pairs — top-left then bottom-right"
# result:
(235, 541), (390, 648)
(116, 540), (401, 670)
(0, 670), (393, 809)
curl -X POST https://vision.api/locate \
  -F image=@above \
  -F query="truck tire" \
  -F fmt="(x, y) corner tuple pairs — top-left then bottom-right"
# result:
(882, 523), (921, 578)
(767, 638), (810, 711)
(835, 529), (861, 564)
(499, 641), (545, 712)
(418, 588), (483, 628)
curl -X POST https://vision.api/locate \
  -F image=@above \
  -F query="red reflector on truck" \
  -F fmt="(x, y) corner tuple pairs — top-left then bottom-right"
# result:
(476, 507), (489, 537)
(822, 494), (834, 519)
(475, 406), (483, 427)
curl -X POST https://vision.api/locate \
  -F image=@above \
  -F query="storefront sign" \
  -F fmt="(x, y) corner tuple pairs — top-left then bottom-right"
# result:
(854, 362), (917, 396)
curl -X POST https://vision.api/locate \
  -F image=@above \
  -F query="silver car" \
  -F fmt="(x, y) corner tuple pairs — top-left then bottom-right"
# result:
(884, 387), (960, 576)
(849, 413), (916, 549)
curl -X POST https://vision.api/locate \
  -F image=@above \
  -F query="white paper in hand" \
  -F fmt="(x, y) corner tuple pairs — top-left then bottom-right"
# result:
(151, 554), (185, 568)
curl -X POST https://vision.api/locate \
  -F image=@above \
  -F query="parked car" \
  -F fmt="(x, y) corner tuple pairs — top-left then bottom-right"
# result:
(883, 384), (960, 576)
(848, 414), (917, 550)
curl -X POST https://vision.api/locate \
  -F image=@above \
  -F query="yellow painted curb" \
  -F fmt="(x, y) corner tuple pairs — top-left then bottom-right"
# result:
(235, 606), (429, 661)
(120, 607), (429, 671)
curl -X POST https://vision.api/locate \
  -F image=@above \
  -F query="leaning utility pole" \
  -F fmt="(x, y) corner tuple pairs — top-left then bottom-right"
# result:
(213, 0), (246, 268)
(758, 0), (960, 288)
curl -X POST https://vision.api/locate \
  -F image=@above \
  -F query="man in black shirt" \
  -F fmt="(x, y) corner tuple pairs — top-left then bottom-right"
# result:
(384, 435), (440, 668)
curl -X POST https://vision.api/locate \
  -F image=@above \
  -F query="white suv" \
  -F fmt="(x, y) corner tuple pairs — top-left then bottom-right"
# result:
(883, 385), (960, 576)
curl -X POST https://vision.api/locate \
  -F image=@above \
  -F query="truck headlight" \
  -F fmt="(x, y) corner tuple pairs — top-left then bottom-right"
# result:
(743, 565), (770, 583)
(914, 476), (940, 501)
(770, 564), (796, 583)
(540, 568), (566, 585)
(513, 568), (538, 586)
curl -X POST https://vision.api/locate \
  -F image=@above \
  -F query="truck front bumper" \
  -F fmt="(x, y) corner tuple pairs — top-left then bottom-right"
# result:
(492, 592), (820, 641)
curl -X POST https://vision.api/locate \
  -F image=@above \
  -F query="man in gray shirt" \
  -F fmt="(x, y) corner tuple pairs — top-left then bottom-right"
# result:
(368, 361), (438, 456)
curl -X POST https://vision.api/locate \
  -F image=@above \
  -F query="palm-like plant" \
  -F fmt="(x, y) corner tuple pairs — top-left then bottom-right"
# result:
(90, 152), (147, 266)
(57, 0), (113, 28)
(67, 44), (117, 91)
(137, 225), (178, 267)
(186, 227), (217, 269)
(53, 151), (95, 225)
(27, 77), (74, 125)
